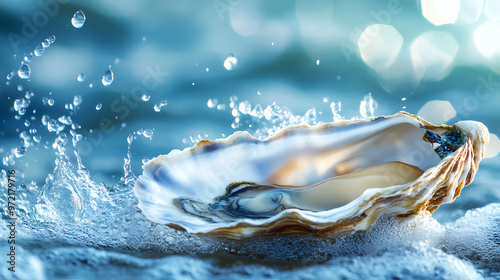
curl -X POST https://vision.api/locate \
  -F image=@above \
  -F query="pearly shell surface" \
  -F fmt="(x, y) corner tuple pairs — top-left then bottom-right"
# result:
(134, 112), (489, 238)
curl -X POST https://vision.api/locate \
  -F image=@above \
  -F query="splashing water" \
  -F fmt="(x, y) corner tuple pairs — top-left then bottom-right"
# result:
(72, 10), (86, 28)
(2, 71), (500, 279)
(360, 92), (378, 118)
(330, 100), (343, 122)
(207, 94), (376, 140)
(1, 9), (499, 280)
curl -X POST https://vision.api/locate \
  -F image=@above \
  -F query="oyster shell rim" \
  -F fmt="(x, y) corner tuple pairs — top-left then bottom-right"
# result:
(134, 111), (488, 238)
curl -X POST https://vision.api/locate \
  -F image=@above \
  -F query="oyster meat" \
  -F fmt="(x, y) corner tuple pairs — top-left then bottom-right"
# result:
(134, 112), (489, 238)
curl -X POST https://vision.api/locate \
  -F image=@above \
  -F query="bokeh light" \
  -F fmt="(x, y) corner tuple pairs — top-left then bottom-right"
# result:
(421, 0), (460, 26)
(411, 31), (458, 81)
(358, 24), (403, 72)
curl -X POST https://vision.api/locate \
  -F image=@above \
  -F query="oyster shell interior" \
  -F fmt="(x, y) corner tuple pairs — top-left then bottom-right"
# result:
(134, 112), (488, 238)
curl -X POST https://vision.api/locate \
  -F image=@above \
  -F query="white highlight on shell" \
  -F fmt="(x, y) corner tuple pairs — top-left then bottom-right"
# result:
(358, 24), (403, 72)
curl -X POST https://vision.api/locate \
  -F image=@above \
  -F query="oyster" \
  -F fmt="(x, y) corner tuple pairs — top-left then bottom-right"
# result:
(134, 112), (489, 238)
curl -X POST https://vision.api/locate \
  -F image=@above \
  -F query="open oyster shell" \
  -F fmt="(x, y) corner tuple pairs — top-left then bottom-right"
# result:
(134, 112), (489, 238)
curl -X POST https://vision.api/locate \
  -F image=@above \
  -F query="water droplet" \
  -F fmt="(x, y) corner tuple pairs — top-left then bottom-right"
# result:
(47, 99), (55, 106)
(7, 71), (15, 80)
(238, 100), (251, 114)
(229, 95), (238, 108)
(402, 97), (407, 101)
(17, 84), (23, 91)
(192, 82), (195, 86)
(34, 44), (44, 56)
(47, 119), (64, 132)
(42, 40), (50, 48)
(26, 90), (34, 99)
(205, 67), (209, 72)
(96, 103), (102, 110)
(304, 108), (317, 124)
(142, 157), (150, 164)
(13, 147), (26, 158)
(330, 101), (343, 122)
(231, 118), (240, 129)
(33, 135), (41, 143)
(114, 58), (120, 64)
(250, 104), (264, 118)
(89, 83), (93, 88)
(323, 97), (328, 103)
(127, 134), (134, 145)
(58, 115), (72, 125)
(316, 59), (320, 65)
(232, 108), (240, 117)
(153, 100), (167, 112)
(359, 93), (377, 118)
(14, 98), (30, 111)
(142, 36), (146, 42)
(257, 91), (261, 95)
(143, 129), (153, 138)
(73, 95), (82, 106)
(46, 35), (56, 44)
(24, 120), (30, 127)
(217, 104), (226, 110)
(224, 54), (237, 71)
(77, 73), (85, 82)
(207, 98), (218, 108)
(24, 53), (33, 63)
(72, 10), (86, 28)
(142, 94), (150, 101)
(102, 69), (113, 86)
